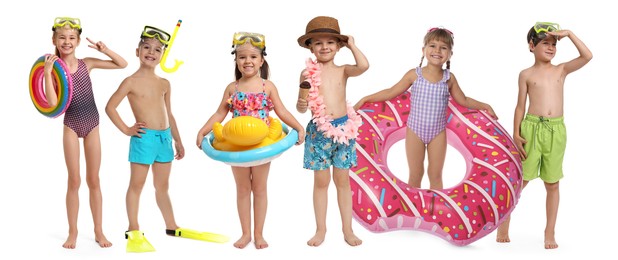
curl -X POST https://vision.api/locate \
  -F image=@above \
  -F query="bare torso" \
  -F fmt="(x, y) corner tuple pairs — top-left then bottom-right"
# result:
(126, 75), (170, 130)
(315, 64), (349, 118)
(524, 64), (566, 117)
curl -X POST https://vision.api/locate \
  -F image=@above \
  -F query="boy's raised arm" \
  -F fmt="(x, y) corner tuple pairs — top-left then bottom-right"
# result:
(551, 30), (592, 74)
(344, 35), (369, 77)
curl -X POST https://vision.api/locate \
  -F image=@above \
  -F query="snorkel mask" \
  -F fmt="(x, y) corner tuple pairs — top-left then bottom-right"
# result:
(52, 17), (82, 34)
(533, 22), (561, 40)
(141, 26), (171, 47)
(231, 32), (267, 55)
(527, 22), (560, 48)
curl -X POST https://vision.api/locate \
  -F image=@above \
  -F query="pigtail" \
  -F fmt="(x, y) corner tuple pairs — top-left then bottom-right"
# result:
(260, 60), (270, 80)
(234, 64), (242, 80)
(419, 56), (424, 67)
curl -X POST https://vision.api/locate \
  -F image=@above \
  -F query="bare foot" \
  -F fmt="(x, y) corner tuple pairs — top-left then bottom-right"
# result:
(63, 233), (78, 249)
(544, 231), (558, 249)
(254, 235), (269, 249)
(307, 230), (326, 247)
(496, 229), (510, 243)
(95, 233), (113, 248)
(545, 240), (559, 249)
(233, 234), (251, 249)
(344, 232), (362, 246)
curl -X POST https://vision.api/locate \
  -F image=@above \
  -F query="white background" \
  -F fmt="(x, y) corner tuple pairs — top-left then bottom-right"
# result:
(2, 0), (614, 259)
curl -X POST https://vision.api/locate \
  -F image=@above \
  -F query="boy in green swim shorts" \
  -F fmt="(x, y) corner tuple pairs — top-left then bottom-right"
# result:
(496, 22), (592, 249)
(520, 114), (566, 183)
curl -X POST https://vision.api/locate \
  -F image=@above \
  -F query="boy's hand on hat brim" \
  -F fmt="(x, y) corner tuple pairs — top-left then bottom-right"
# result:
(344, 35), (354, 47)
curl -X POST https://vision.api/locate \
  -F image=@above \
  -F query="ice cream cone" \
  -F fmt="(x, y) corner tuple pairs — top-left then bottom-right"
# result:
(299, 81), (311, 100)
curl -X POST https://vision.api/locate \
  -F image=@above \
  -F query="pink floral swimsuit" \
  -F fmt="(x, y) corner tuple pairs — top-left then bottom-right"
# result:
(227, 79), (274, 125)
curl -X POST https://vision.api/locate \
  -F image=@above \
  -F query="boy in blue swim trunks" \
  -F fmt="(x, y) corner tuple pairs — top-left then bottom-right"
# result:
(106, 25), (222, 252)
(496, 22), (592, 249)
(296, 16), (369, 247)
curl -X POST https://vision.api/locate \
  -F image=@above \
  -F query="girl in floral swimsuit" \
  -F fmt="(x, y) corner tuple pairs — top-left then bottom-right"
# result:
(196, 32), (305, 249)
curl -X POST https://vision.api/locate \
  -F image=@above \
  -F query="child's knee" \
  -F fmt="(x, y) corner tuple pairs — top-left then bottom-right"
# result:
(332, 172), (350, 188)
(314, 171), (331, 188)
(544, 181), (559, 192)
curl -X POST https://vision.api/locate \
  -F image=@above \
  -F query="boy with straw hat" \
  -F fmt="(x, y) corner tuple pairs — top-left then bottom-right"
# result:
(296, 16), (369, 247)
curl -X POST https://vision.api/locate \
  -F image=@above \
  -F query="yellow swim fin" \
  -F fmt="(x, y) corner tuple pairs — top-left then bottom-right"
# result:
(125, 230), (155, 253)
(166, 228), (230, 243)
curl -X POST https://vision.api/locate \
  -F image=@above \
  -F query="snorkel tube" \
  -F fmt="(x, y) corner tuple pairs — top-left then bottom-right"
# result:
(160, 20), (184, 73)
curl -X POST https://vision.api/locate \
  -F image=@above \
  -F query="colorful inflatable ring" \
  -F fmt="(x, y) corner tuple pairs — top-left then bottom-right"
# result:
(202, 118), (299, 167)
(351, 90), (523, 246)
(29, 55), (73, 118)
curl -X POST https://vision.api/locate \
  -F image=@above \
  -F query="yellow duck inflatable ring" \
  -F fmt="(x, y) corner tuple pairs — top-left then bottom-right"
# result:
(202, 116), (298, 167)
(212, 116), (287, 152)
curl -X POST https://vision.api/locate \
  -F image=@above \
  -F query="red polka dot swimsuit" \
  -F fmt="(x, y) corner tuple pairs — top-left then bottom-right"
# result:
(63, 59), (99, 138)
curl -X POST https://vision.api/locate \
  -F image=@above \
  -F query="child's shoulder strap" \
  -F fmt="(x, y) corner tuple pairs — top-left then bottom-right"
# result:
(442, 69), (451, 82)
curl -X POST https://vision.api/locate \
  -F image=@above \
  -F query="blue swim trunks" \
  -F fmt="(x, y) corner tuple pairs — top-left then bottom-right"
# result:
(303, 115), (357, 171)
(129, 128), (174, 165)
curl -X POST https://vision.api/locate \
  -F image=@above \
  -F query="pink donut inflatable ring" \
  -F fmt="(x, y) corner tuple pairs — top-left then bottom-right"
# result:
(351, 90), (523, 246)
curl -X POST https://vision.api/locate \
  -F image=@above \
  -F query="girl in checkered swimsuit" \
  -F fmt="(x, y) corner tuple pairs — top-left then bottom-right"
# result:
(407, 66), (450, 144)
(44, 17), (127, 249)
(354, 27), (497, 189)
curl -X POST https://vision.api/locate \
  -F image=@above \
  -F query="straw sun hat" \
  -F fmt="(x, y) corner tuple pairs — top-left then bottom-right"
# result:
(297, 16), (349, 48)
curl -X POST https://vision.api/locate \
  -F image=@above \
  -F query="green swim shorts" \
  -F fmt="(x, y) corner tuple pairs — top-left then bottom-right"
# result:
(520, 114), (566, 183)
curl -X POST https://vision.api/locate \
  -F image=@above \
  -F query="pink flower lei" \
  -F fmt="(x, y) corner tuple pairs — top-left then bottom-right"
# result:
(302, 58), (362, 145)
